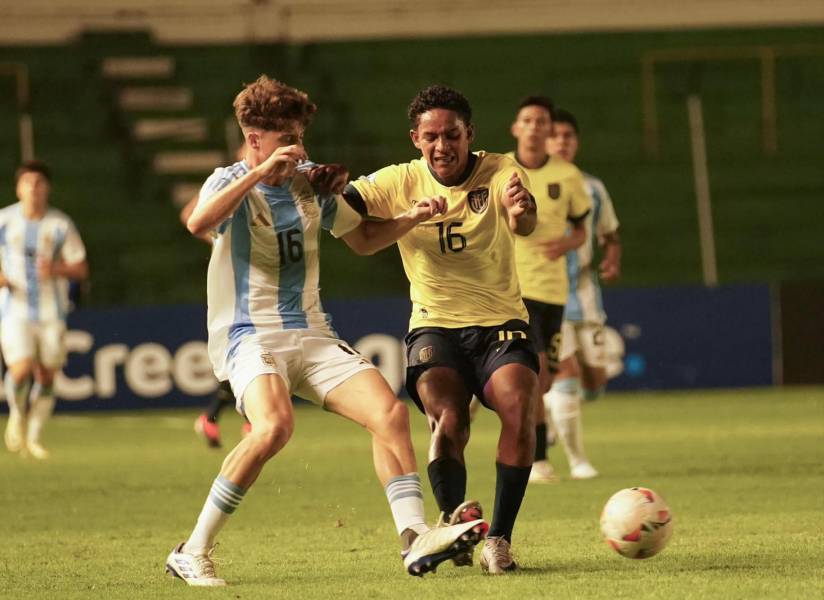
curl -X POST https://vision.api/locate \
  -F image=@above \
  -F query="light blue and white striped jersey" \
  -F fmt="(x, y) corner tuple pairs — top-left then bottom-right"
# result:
(0, 204), (86, 323)
(201, 160), (363, 381)
(565, 173), (619, 324)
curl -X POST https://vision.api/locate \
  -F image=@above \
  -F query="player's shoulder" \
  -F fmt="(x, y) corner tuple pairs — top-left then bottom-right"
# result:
(547, 155), (585, 181)
(581, 171), (609, 195)
(208, 160), (249, 183)
(0, 204), (19, 221)
(481, 150), (520, 170)
(45, 207), (79, 229)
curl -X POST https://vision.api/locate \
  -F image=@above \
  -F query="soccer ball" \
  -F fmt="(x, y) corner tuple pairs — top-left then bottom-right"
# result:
(600, 487), (673, 559)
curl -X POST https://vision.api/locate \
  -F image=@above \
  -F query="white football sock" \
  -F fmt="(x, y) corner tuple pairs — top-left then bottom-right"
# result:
(185, 476), (246, 555)
(385, 473), (428, 535)
(27, 383), (55, 444)
(547, 377), (590, 468)
(4, 372), (31, 418)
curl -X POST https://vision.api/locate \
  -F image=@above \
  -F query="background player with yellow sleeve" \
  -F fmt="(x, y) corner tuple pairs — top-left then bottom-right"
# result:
(508, 96), (591, 483)
(345, 85), (540, 574)
(546, 108), (622, 480)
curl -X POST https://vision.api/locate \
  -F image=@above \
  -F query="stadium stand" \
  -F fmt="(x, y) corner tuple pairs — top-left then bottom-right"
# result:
(0, 26), (821, 303)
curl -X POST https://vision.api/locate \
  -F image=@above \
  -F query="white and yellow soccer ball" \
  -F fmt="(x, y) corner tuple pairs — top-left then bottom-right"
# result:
(600, 487), (673, 559)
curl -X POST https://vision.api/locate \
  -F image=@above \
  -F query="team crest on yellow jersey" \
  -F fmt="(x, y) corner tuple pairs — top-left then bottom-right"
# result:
(467, 188), (490, 214)
(548, 183), (561, 200)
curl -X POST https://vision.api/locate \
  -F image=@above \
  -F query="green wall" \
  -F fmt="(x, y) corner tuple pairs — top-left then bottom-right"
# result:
(0, 26), (821, 305)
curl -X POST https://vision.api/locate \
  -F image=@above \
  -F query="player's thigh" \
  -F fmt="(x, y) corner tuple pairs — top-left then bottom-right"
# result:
(1, 318), (35, 368)
(323, 367), (405, 432)
(296, 333), (376, 407)
(228, 330), (298, 415)
(482, 362), (539, 421)
(37, 321), (67, 371)
(475, 319), (539, 411)
(524, 299), (563, 372)
(242, 373), (295, 431)
(405, 327), (472, 416)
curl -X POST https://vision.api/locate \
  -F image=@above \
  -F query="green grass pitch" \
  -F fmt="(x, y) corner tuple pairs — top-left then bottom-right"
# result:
(1, 387), (822, 599)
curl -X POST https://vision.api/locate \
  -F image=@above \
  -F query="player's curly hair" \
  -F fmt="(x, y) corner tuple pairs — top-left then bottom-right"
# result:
(15, 159), (51, 183)
(407, 85), (472, 127)
(233, 75), (317, 131)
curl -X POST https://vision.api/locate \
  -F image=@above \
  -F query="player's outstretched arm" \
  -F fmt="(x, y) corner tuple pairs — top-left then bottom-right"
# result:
(341, 196), (447, 256)
(187, 144), (305, 236)
(501, 172), (536, 235)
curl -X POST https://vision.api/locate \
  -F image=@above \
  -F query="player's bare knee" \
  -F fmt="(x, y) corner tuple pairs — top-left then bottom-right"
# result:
(8, 361), (34, 383)
(372, 400), (410, 440)
(252, 414), (294, 458)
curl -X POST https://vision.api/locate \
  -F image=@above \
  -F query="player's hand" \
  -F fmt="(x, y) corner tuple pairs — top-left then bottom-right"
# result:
(540, 238), (570, 261)
(408, 196), (447, 223)
(503, 172), (534, 218)
(307, 164), (349, 195)
(257, 144), (306, 185)
(36, 257), (56, 281)
(600, 258), (621, 282)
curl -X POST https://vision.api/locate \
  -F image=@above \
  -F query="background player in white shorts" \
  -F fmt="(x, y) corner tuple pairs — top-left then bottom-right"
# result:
(165, 76), (488, 587)
(545, 108), (621, 478)
(1, 160), (89, 459)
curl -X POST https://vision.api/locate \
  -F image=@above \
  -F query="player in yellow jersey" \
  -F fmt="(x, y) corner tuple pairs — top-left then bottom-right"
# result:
(344, 85), (539, 574)
(509, 96), (591, 483)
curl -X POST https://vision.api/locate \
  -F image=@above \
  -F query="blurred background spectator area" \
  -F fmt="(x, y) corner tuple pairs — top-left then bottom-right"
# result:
(0, 0), (822, 304)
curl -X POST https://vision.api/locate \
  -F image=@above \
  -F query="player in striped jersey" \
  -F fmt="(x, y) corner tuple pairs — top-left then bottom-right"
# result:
(1, 160), (88, 460)
(545, 109), (622, 479)
(0, 161), (88, 459)
(165, 76), (487, 587)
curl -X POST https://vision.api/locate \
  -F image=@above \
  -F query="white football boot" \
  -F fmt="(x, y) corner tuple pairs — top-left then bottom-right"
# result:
(165, 543), (226, 586)
(403, 518), (488, 576)
(480, 535), (517, 574)
(25, 440), (50, 460)
(4, 413), (26, 453)
(570, 462), (599, 480)
(528, 459), (559, 484)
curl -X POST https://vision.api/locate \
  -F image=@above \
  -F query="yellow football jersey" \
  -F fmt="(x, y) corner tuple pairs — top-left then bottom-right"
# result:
(508, 152), (591, 305)
(350, 151), (531, 330)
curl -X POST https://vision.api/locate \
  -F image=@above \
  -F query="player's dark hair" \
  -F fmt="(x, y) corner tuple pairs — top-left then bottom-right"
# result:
(517, 95), (555, 118)
(553, 108), (579, 133)
(408, 85), (472, 128)
(234, 75), (317, 131)
(15, 160), (51, 184)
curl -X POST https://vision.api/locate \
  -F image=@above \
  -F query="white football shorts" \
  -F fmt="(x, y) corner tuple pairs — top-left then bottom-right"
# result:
(559, 320), (607, 368)
(227, 328), (376, 414)
(0, 318), (67, 369)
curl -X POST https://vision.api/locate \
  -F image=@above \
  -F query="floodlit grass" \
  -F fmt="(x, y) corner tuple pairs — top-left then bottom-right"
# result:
(1, 387), (822, 599)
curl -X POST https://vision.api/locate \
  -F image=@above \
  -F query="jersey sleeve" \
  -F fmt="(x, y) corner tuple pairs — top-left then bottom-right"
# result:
(60, 220), (87, 264)
(567, 168), (592, 222)
(492, 156), (533, 214)
(348, 165), (404, 219)
(594, 179), (620, 237)
(320, 194), (364, 238)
